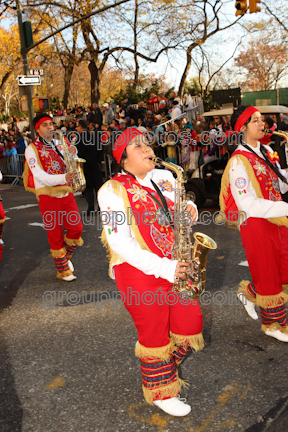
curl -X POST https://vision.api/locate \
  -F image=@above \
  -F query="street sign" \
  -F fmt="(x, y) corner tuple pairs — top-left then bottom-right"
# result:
(17, 75), (41, 86)
(29, 69), (44, 76)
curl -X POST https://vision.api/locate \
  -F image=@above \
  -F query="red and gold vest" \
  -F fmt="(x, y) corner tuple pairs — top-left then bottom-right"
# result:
(101, 173), (175, 275)
(220, 149), (288, 228)
(24, 137), (73, 198)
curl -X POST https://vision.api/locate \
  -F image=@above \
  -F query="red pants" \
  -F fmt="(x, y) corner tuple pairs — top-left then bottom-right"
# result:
(114, 262), (204, 404)
(240, 218), (288, 297)
(38, 193), (83, 277)
(115, 263), (203, 348)
(39, 193), (83, 250)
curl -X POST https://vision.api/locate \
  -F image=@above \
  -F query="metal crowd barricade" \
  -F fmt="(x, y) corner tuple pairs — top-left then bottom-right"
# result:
(0, 154), (25, 187)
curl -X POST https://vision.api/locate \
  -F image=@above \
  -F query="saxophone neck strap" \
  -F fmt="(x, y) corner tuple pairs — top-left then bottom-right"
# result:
(241, 142), (288, 185)
(149, 180), (174, 229)
(38, 136), (64, 161)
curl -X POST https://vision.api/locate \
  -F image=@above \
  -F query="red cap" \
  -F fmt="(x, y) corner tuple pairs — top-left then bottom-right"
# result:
(34, 115), (53, 132)
(234, 106), (259, 132)
(113, 128), (143, 163)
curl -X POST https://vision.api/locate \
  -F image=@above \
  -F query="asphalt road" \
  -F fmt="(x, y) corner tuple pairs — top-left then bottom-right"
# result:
(0, 185), (288, 432)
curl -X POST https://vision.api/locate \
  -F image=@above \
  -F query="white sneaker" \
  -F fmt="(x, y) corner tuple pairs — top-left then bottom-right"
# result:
(265, 328), (288, 342)
(68, 260), (74, 272)
(237, 292), (258, 320)
(153, 396), (191, 416)
(62, 275), (77, 282)
(0, 239), (4, 245)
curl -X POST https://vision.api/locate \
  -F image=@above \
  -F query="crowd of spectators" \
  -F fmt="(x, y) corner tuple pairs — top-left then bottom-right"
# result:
(1, 91), (288, 182)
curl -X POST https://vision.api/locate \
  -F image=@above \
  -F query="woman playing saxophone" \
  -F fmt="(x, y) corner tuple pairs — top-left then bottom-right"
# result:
(98, 128), (204, 417)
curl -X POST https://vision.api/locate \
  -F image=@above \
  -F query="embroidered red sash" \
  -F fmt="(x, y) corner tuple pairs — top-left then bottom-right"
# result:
(222, 149), (282, 221)
(112, 173), (175, 258)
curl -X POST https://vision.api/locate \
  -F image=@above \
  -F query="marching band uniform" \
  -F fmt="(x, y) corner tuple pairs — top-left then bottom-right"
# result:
(220, 106), (288, 341)
(0, 170), (6, 262)
(98, 128), (202, 415)
(24, 114), (83, 281)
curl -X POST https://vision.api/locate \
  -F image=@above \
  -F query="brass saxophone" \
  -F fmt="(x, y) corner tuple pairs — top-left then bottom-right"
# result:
(264, 129), (288, 145)
(60, 131), (86, 192)
(151, 157), (217, 299)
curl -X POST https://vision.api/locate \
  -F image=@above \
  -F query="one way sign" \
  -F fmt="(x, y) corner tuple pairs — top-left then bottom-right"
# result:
(17, 75), (41, 86)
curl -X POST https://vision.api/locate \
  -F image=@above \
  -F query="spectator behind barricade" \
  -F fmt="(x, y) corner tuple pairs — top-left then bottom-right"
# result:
(15, 131), (26, 154)
(196, 114), (204, 125)
(168, 91), (176, 108)
(110, 119), (120, 130)
(171, 100), (182, 120)
(86, 106), (94, 124)
(136, 101), (146, 119)
(88, 122), (96, 132)
(119, 120), (126, 131)
(213, 115), (228, 132)
(91, 102), (103, 128)
(109, 100), (117, 115)
(3, 139), (17, 157)
(68, 121), (76, 132)
(259, 117), (275, 146)
(147, 116), (155, 128)
(124, 117), (131, 128)
(76, 119), (103, 215)
(103, 103), (115, 125)
(118, 106), (126, 119)
(183, 94), (195, 123)
(21, 132), (29, 148)
(146, 91), (159, 113)
(137, 118), (145, 128)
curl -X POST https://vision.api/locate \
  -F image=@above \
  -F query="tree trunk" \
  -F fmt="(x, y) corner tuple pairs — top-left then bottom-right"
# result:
(88, 60), (101, 105)
(132, 0), (139, 89)
(63, 62), (75, 109)
(178, 47), (194, 98)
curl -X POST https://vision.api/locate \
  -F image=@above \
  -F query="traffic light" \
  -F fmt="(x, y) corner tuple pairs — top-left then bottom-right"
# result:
(235, 0), (248, 16)
(22, 21), (33, 49)
(33, 97), (50, 112)
(249, 0), (261, 13)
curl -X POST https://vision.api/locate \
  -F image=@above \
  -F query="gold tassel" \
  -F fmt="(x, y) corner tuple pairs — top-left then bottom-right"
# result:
(50, 248), (67, 258)
(261, 322), (288, 334)
(283, 284), (288, 293)
(142, 375), (188, 405)
(0, 217), (7, 224)
(36, 185), (73, 198)
(238, 280), (257, 304)
(135, 341), (173, 362)
(170, 332), (205, 352)
(64, 235), (84, 247)
(100, 180), (152, 277)
(256, 292), (288, 308)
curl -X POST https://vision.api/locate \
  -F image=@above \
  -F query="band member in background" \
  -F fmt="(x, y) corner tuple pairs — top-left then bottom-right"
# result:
(0, 170), (6, 262)
(24, 113), (83, 281)
(219, 105), (288, 342)
(98, 128), (202, 417)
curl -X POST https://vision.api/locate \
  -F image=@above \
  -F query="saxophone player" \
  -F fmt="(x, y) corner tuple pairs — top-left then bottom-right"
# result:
(98, 128), (201, 417)
(24, 113), (83, 281)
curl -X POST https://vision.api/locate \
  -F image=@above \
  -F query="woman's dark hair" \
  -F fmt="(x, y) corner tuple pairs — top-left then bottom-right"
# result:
(231, 105), (252, 130)
(264, 117), (274, 129)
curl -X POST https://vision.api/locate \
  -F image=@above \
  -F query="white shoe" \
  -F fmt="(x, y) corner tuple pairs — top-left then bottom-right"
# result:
(265, 328), (288, 342)
(153, 396), (191, 417)
(237, 292), (258, 320)
(62, 275), (77, 282)
(0, 239), (4, 245)
(68, 260), (74, 272)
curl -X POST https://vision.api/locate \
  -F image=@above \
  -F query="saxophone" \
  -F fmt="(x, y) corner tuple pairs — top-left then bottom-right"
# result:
(60, 131), (86, 192)
(264, 129), (288, 144)
(151, 157), (217, 299)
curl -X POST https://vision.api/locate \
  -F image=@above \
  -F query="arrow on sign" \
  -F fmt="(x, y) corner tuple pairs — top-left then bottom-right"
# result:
(17, 75), (41, 86)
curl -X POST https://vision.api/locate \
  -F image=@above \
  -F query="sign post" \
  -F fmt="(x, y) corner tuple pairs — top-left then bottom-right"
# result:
(16, 0), (36, 140)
